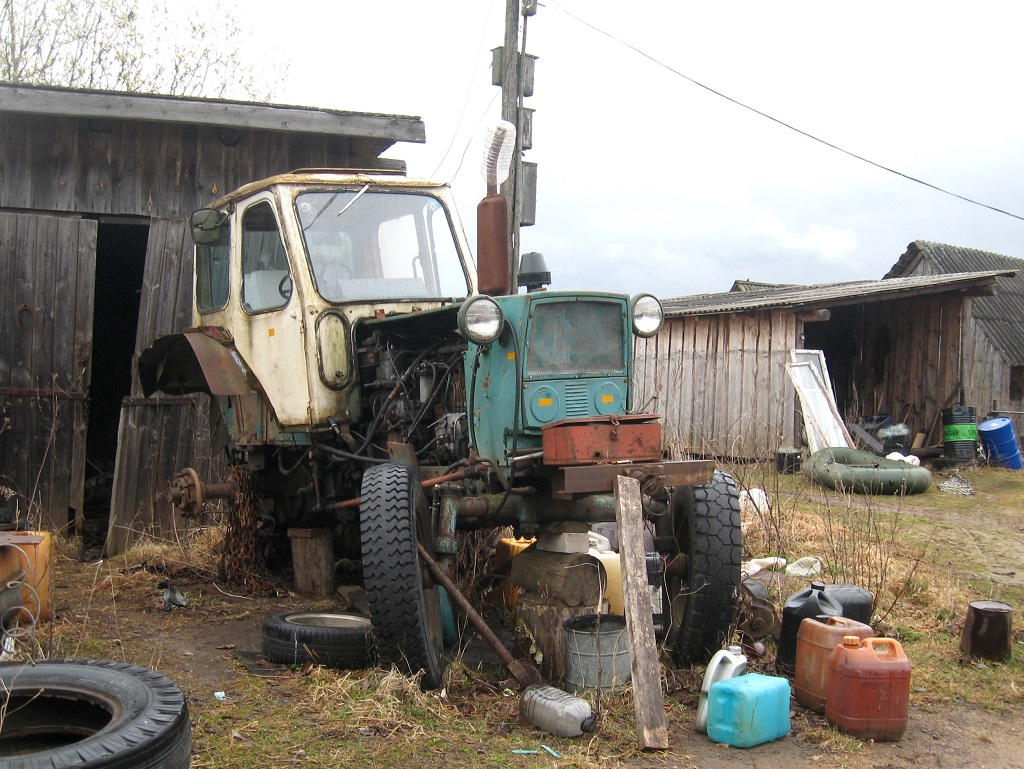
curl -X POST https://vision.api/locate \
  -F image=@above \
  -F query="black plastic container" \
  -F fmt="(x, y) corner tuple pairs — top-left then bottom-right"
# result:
(775, 581), (842, 676)
(824, 583), (874, 625)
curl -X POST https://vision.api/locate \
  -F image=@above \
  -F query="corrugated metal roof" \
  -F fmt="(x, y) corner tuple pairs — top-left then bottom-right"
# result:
(886, 241), (1024, 365)
(662, 271), (1013, 318)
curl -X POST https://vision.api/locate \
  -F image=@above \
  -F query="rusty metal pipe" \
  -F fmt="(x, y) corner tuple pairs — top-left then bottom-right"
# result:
(416, 542), (542, 689)
(322, 465), (483, 513)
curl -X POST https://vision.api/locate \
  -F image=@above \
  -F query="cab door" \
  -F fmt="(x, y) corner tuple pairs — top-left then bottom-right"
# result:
(231, 197), (311, 430)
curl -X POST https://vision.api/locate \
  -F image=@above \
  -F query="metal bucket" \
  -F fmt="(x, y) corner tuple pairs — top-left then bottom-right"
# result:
(563, 614), (631, 693)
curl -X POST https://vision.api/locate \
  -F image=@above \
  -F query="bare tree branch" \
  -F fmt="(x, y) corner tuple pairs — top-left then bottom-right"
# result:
(0, 0), (286, 99)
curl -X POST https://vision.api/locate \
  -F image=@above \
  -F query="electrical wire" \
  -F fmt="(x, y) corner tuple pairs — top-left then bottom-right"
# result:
(430, 0), (501, 179)
(549, 0), (1024, 223)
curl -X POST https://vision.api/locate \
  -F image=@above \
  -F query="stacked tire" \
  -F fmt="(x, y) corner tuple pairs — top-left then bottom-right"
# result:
(261, 612), (373, 668)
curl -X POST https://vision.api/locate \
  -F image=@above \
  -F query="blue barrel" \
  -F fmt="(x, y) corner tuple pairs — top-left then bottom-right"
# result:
(977, 417), (1023, 470)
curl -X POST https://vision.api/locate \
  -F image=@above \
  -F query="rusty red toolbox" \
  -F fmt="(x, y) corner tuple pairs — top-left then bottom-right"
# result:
(541, 414), (663, 466)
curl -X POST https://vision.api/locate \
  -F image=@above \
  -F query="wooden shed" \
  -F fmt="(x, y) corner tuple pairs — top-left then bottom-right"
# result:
(885, 241), (1024, 436)
(0, 83), (424, 549)
(634, 271), (1013, 461)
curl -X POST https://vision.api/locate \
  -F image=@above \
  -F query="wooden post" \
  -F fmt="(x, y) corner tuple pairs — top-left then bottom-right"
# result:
(615, 475), (669, 750)
(510, 550), (605, 607)
(514, 592), (600, 682)
(287, 527), (335, 596)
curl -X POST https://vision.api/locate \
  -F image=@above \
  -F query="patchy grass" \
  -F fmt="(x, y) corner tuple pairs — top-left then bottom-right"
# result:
(11, 462), (1024, 767)
(734, 462), (1024, 710)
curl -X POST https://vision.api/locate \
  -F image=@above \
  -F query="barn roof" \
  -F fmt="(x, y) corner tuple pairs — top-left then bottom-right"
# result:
(662, 270), (1014, 318)
(0, 82), (424, 156)
(885, 240), (1024, 365)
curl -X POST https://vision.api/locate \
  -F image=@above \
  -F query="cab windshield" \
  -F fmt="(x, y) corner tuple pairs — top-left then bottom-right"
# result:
(295, 189), (470, 302)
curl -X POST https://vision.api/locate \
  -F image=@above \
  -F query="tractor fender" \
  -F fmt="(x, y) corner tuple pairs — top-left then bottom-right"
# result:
(138, 327), (257, 397)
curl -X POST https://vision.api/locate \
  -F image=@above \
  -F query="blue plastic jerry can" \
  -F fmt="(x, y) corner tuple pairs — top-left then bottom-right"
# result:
(706, 673), (791, 748)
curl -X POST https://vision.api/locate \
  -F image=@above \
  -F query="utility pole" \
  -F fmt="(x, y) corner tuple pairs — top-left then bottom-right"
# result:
(495, 0), (538, 292)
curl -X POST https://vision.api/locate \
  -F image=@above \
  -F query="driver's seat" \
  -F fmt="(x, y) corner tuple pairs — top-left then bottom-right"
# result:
(242, 269), (290, 313)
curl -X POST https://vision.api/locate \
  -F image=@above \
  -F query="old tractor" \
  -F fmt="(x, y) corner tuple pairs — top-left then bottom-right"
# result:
(139, 131), (741, 688)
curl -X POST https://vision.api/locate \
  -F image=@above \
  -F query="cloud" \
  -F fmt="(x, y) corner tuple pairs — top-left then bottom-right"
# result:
(742, 214), (859, 266)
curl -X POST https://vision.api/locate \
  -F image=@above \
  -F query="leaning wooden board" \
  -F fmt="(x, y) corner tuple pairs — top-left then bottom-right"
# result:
(615, 475), (669, 750)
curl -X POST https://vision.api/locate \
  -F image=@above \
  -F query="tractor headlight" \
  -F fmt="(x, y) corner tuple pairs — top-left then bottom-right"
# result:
(631, 294), (664, 338)
(458, 295), (504, 344)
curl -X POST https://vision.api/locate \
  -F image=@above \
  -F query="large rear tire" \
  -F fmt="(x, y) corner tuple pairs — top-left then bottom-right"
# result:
(359, 463), (444, 689)
(665, 469), (742, 665)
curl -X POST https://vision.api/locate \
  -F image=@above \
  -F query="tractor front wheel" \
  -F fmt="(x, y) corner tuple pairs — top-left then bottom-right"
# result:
(359, 462), (444, 688)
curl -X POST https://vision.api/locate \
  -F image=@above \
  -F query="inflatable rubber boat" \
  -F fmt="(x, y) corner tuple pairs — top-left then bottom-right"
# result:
(804, 447), (932, 495)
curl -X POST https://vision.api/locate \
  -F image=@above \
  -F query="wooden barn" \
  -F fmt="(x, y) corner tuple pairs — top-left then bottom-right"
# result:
(885, 241), (1024, 436)
(634, 270), (1014, 461)
(0, 83), (424, 550)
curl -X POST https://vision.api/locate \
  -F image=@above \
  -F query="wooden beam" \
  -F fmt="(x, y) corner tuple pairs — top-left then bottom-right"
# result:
(615, 475), (669, 750)
(0, 84), (425, 143)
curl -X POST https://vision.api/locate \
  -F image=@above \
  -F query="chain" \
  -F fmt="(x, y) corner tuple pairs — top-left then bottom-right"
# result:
(219, 466), (275, 594)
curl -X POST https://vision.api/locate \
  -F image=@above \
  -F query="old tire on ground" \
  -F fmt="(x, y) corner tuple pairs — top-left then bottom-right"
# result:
(359, 462), (444, 689)
(261, 612), (373, 668)
(0, 657), (191, 769)
(665, 469), (742, 665)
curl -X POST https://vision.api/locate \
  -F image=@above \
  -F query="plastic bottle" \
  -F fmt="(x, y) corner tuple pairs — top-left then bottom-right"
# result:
(826, 636), (911, 741)
(695, 645), (747, 732)
(520, 685), (599, 738)
(823, 583), (874, 625)
(794, 616), (874, 713)
(776, 580), (843, 675)
(706, 673), (791, 748)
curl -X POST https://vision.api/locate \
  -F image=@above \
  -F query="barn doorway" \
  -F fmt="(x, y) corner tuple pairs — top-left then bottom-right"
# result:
(84, 220), (148, 550)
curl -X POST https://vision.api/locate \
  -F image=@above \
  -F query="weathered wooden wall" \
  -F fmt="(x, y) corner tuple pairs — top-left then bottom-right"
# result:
(0, 213), (96, 531)
(107, 217), (223, 553)
(0, 113), (367, 218)
(962, 308), (1024, 438)
(636, 293), (976, 462)
(634, 311), (799, 460)
(831, 295), (964, 445)
(0, 106), (381, 548)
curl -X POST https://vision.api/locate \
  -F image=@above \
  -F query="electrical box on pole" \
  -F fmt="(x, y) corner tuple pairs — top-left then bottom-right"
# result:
(494, 0), (539, 292)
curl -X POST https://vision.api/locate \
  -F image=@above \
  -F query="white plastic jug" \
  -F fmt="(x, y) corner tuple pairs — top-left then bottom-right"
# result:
(695, 645), (747, 733)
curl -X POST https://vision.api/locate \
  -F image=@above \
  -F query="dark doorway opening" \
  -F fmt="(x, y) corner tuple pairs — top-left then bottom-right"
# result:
(84, 221), (148, 549)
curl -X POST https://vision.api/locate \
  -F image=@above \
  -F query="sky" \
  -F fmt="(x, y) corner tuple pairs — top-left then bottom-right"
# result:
(242, 0), (1024, 298)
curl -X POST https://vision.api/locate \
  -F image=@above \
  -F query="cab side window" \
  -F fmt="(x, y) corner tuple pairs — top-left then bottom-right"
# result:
(195, 219), (230, 313)
(241, 201), (291, 313)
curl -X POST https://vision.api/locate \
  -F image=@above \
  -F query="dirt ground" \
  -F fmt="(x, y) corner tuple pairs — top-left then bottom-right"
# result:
(33, 468), (1024, 768)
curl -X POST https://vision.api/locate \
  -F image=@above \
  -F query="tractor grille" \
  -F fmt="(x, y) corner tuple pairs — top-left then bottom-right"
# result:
(564, 382), (590, 417)
(527, 300), (625, 376)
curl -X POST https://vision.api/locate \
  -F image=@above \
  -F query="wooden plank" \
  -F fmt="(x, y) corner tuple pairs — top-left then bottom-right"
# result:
(0, 84), (425, 142)
(37, 217), (63, 526)
(81, 125), (113, 215)
(614, 475), (668, 750)
(9, 215), (38, 514)
(0, 214), (17, 387)
(0, 115), (33, 208)
(679, 319), (697, 453)
(106, 405), (136, 555)
(69, 219), (97, 534)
